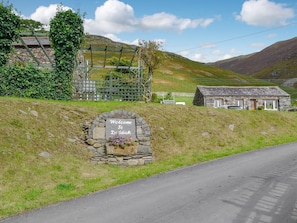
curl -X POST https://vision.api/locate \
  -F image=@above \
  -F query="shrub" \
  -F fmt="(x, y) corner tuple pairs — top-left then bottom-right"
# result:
(151, 93), (160, 103)
(164, 92), (173, 100)
(0, 64), (55, 99)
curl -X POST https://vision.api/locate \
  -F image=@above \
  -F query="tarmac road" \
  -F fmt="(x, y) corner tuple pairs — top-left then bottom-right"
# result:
(2, 142), (297, 223)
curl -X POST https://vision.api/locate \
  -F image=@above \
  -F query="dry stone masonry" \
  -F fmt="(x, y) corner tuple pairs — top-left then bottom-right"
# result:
(84, 110), (152, 166)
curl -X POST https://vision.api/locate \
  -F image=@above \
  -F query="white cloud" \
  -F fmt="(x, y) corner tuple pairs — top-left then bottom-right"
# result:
(266, 33), (276, 38)
(28, 0), (215, 36)
(192, 53), (204, 62)
(200, 43), (217, 49)
(185, 48), (241, 63)
(236, 0), (295, 26)
(103, 33), (123, 42)
(140, 12), (214, 31)
(30, 4), (72, 25)
(250, 42), (266, 48)
(84, 0), (138, 34)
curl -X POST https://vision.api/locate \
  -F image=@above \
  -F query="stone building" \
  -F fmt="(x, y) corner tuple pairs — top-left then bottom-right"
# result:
(193, 86), (291, 111)
(10, 36), (54, 67)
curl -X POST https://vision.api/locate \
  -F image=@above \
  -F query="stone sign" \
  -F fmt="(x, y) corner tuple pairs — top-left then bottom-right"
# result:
(84, 110), (152, 166)
(105, 118), (136, 141)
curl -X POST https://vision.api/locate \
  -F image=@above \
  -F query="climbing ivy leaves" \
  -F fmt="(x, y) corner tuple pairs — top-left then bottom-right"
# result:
(0, 3), (20, 66)
(49, 7), (84, 100)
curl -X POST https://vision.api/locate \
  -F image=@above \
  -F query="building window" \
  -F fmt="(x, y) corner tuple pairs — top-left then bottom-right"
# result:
(263, 100), (278, 110)
(214, 99), (223, 108)
(235, 99), (244, 109)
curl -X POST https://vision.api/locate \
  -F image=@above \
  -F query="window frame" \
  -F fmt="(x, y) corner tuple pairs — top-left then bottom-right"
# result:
(263, 99), (278, 110)
(214, 99), (223, 108)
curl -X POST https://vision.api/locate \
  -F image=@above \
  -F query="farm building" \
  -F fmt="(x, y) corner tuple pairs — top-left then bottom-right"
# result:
(193, 86), (291, 111)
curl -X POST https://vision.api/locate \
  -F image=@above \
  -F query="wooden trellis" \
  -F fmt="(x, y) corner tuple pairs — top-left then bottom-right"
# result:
(73, 44), (150, 101)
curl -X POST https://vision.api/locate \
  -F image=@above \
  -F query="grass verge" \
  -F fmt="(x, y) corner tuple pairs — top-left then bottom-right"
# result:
(0, 96), (296, 219)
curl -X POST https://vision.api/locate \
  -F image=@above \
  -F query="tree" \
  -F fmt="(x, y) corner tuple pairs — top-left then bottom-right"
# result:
(137, 40), (166, 102)
(0, 3), (20, 66)
(137, 40), (165, 77)
(49, 6), (84, 100)
(20, 19), (45, 33)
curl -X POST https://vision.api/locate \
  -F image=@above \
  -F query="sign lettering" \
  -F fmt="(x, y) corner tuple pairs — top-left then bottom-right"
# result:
(106, 118), (136, 140)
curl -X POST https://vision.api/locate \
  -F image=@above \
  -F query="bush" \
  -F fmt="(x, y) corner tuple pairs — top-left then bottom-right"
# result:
(0, 64), (56, 99)
(151, 93), (160, 103)
(164, 92), (173, 100)
(258, 105), (264, 110)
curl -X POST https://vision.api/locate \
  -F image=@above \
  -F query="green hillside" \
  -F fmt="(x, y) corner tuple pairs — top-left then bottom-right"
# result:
(83, 35), (273, 94)
(210, 37), (297, 97)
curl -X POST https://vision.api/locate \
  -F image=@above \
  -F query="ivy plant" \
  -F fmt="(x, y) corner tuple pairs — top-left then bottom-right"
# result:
(49, 6), (84, 100)
(0, 3), (20, 66)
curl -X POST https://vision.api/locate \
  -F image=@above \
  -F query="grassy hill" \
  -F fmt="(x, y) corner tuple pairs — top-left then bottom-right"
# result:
(1, 97), (297, 219)
(210, 37), (297, 89)
(82, 35), (274, 94)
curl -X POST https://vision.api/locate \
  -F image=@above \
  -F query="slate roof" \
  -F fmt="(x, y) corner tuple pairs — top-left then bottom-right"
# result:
(13, 37), (51, 47)
(197, 86), (290, 97)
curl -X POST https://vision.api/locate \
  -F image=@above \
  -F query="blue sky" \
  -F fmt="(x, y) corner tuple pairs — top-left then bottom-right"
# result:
(9, 0), (297, 63)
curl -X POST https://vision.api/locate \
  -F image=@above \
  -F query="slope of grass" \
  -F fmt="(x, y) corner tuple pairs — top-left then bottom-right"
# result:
(81, 35), (275, 94)
(0, 97), (297, 219)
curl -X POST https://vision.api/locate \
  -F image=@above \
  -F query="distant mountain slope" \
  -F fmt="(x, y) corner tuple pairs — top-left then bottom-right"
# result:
(210, 37), (297, 80)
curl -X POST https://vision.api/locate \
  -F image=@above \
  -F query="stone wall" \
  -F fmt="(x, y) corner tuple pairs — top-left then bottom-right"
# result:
(9, 47), (54, 66)
(83, 110), (152, 166)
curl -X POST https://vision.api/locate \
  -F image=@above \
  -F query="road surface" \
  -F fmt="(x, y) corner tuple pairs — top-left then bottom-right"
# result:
(2, 142), (297, 223)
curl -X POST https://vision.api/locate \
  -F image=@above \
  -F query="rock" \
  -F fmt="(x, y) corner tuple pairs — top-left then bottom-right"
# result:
(202, 132), (210, 137)
(39, 152), (52, 158)
(137, 145), (151, 154)
(92, 127), (105, 140)
(229, 124), (235, 131)
(68, 138), (76, 143)
(127, 159), (138, 166)
(87, 146), (96, 152)
(30, 110), (38, 117)
(19, 110), (27, 115)
(48, 132), (54, 138)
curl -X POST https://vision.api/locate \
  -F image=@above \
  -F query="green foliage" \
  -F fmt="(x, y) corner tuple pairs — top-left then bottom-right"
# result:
(137, 40), (165, 75)
(107, 56), (132, 74)
(0, 64), (55, 99)
(0, 4), (87, 100)
(56, 183), (76, 191)
(49, 6), (84, 100)
(0, 3), (21, 66)
(137, 40), (165, 102)
(20, 19), (45, 33)
(164, 92), (173, 100)
(151, 93), (160, 103)
(103, 71), (135, 83)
